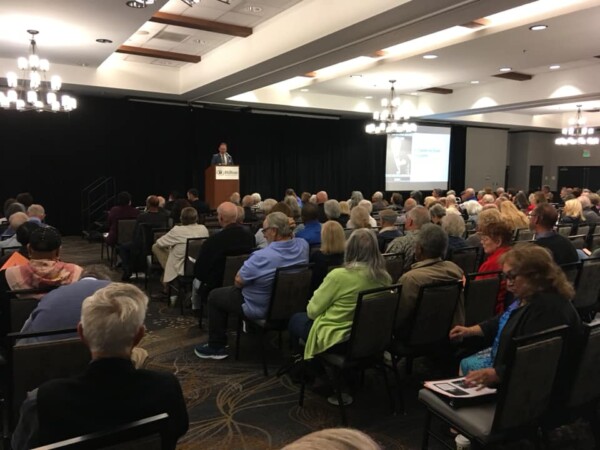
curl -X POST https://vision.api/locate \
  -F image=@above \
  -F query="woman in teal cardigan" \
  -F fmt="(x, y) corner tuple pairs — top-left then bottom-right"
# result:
(288, 228), (391, 360)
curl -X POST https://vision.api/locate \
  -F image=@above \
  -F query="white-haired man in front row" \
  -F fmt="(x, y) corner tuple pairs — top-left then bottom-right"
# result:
(12, 283), (189, 450)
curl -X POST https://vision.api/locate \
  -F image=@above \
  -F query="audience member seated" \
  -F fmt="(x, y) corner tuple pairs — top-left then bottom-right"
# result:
(346, 205), (373, 231)
(441, 213), (467, 257)
(323, 199), (343, 227)
(338, 201), (351, 228)
(316, 191), (329, 223)
(513, 190), (530, 212)
(449, 244), (582, 389)
(0, 221), (40, 268)
(395, 224), (464, 336)
(11, 283), (189, 450)
(559, 198), (585, 235)
(386, 206), (431, 272)
(191, 202), (255, 313)
(26, 204), (48, 227)
(0, 212), (30, 252)
(388, 192), (404, 211)
(194, 212), (309, 360)
(499, 200), (528, 233)
(578, 194), (600, 226)
(242, 195), (260, 223)
(465, 207), (502, 249)
(397, 198), (417, 225)
(19, 264), (113, 344)
(284, 195), (302, 222)
(0, 226), (82, 299)
(186, 188), (210, 218)
(309, 220), (345, 295)
(477, 221), (513, 314)
(371, 191), (387, 212)
(429, 203), (446, 225)
(105, 191), (139, 247)
(295, 203), (322, 246)
(254, 202), (294, 249)
(15, 192), (34, 209)
(348, 191), (364, 209)
(281, 428), (381, 450)
(377, 209), (401, 252)
(531, 203), (579, 266)
(152, 207), (209, 289)
(0, 202), (27, 240)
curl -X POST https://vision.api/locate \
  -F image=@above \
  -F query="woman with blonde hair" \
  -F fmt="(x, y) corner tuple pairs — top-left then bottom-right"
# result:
(338, 201), (350, 228)
(281, 428), (381, 450)
(309, 220), (345, 294)
(450, 244), (581, 388)
(560, 198), (585, 235)
(498, 200), (528, 232)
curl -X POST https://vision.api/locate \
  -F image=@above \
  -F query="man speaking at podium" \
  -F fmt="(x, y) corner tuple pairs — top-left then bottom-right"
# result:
(211, 142), (234, 166)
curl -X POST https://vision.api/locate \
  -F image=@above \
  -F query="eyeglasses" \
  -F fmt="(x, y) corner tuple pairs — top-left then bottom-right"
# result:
(261, 227), (275, 234)
(501, 270), (519, 282)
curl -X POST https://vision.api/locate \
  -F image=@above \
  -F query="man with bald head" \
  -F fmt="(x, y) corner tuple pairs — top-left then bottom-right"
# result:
(192, 202), (255, 313)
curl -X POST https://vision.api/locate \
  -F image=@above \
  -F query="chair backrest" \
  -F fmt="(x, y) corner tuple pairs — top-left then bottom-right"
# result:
(116, 219), (138, 245)
(566, 321), (600, 408)
(590, 233), (600, 252)
(1, 245), (21, 256)
(1, 287), (58, 335)
(568, 234), (587, 250)
(556, 224), (573, 237)
(558, 261), (582, 287)
(447, 246), (480, 275)
(267, 264), (313, 321)
(464, 271), (501, 326)
(382, 252), (404, 283)
(492, 326), (568, 433)
(6, 328), (91, 429)
(577, 224), (591, 238)
(347, 285), (401, 360)
(182, 237), (207, 277)
(31, 413), (170, 450)
(514, 228), (534, 242)
(572, 256), (600, 311)
(222, 253), (251, 287)
(407, 280), (462, 347)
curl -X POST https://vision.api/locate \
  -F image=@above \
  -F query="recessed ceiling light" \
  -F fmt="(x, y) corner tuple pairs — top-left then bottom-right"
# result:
(410, 92), (419, 96)
(499, 67), (512, 72)
(350, 74), (362, 78)
(300, 88), (309, 92)
(423, 54), (438, 59)
(529, 24), (548, 31)
(549, 64), (560, 70)
(470, 80), (480, 84)
(96, 38), (113, 44)
(365, 96), (373, 99)
(245, 5), (263, 13)
(137, 30), (150, 36)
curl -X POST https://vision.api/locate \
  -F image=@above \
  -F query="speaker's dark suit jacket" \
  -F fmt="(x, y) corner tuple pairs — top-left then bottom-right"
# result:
(210, 153), (233, 165)
(12, 358), (189, 450)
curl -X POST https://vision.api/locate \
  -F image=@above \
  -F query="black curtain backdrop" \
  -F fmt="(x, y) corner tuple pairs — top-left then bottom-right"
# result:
(0, 95), (465, 235)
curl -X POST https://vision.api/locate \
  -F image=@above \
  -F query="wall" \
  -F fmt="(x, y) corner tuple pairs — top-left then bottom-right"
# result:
(465, 127), (508, 190)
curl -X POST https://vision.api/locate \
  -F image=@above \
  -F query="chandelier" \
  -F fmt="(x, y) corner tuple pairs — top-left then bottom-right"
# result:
(0, 30), (77, 113)
(365, 80), (417, 135)
(555, 105), (599, 146)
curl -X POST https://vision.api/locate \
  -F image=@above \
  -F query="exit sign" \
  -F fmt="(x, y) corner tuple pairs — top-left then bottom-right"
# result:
(583, 150), (591, 158)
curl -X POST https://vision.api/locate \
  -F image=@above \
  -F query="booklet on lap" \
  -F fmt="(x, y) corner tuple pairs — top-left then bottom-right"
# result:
(424, 376), (496, 408)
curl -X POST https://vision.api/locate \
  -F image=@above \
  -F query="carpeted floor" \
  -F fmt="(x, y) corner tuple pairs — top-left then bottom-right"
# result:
(58, 235), (597, 450)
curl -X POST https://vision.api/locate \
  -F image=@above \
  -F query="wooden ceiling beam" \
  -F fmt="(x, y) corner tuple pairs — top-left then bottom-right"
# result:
(150, 12), (252, 38)
(116, 45), (201, 63)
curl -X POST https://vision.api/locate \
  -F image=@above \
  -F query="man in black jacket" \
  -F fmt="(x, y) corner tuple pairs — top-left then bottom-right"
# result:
(192, 202), (255, 314)
(12, 283), (189, 450)
(531, 203), (579, 266)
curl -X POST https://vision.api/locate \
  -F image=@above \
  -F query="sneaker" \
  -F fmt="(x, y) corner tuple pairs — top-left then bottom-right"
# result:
(194, 343), (229, 360)
(327, 392), (353, 406)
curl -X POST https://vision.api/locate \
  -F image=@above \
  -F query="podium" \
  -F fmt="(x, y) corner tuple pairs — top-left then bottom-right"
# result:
(205, 165), (239, 209)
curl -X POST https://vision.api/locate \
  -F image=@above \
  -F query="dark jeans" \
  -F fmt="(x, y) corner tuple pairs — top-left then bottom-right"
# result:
(288, 312), (313, 354)
(208, 286), (244, 347)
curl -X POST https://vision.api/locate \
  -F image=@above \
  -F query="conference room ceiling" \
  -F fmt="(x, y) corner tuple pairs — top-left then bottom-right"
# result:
(1, 0), (600, 132)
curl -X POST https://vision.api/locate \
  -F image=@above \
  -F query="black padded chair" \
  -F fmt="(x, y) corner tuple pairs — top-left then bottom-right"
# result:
(556, 224), (573, 237)
(168, 237), (207, 314)
(31, 413), (170, 450)
(419, 325), (569, 449)
(110, 219), (137, 267)
(589, 232), (600, 252)
(1, 287), (58, 338)
(388, 280), (463, 411)
(3, 328), (91, 433)
(514, 228), (534, 242)
(572, 256), (600, 322)
(568, 234), (587, 250)
(448, 246), (481, 275)
(298, 285), (401, 425)
(235, 264), (312, 376)
(464, 271), (501, 327)
(558, 261), (582, 288)
(382, 252), (404, 283)
(143, 227), (169, 292)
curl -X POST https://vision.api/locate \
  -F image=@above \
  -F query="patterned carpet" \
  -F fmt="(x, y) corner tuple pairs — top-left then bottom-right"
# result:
(59, 236), (596, 450)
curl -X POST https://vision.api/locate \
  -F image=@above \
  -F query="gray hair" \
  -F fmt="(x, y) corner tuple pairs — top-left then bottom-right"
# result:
(417, 223), (448, 259)
(261, 198), (277, 213)
(266, 211), (292, 237)
(463, 200), (482, 216)
(350, 191), (364, 208)
(80, 283), (148, 355)
(408, 205), (431, 228)
(429, 204), (446, 220)
(358, 199), (373, 213)
(80, 264), (114, 281)
(441, 214), (465, 238)
(345, 229), (391, 285)
(324, 199), (341, 219)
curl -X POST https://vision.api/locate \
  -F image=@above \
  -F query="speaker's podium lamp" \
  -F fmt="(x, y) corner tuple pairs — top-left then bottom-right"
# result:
(205, 165), (239, 210)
